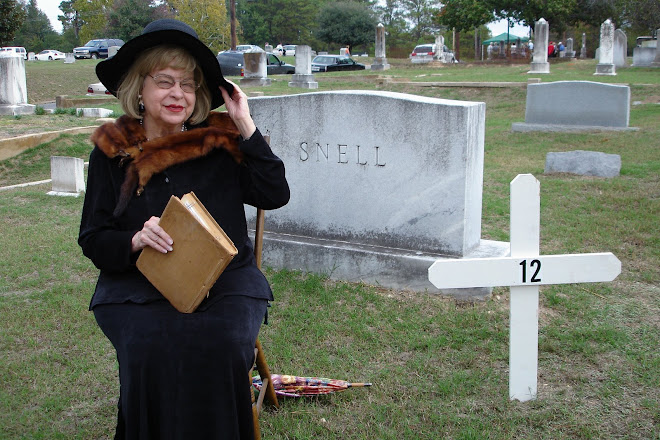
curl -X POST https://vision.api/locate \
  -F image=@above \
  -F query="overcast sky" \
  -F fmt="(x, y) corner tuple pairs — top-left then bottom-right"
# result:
(38, 0), (531, 40)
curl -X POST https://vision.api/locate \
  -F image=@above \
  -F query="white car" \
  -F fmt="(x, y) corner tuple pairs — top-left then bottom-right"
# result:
(87, 82), (112, 96)
(35, 50), (66, 61)
(0, 46), (27, 59)
(282, 45), (296, 56)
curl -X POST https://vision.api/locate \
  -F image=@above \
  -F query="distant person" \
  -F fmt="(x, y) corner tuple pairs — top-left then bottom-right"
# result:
(528, 40), (534, 52)
(558, 41), (565, 57)
(548, 41), (556, 57)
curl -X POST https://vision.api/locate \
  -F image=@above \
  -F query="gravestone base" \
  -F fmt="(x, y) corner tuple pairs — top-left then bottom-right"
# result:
(288, 74), (318, 89)
(512, 122), (638, 133)
(0, 104), (35, 116)
(240, 78), (272, 87)
(594, 63), (616, 75)
(528, 62), (550, 74)
(370, 57), (390, 71)
(77, 107), (113, 117)
(251, 230), (509, 299)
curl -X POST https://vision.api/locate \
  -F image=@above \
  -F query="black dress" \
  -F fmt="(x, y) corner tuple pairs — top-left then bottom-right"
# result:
(79, 121), (290, 439)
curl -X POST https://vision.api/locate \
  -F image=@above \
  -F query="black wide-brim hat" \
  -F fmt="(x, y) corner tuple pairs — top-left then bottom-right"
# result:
(96, 18), (233, 109)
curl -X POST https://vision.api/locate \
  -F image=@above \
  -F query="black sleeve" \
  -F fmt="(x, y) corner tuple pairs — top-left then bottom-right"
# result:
(239, 128), (290, 210)
(78, 147), (139, 272)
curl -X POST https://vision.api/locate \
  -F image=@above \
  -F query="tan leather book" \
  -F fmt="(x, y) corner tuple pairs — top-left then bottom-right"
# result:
(136, 192), (238, 313)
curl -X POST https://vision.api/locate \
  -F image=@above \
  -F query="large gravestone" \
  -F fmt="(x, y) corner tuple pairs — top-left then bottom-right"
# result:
(613, 29), (627, 67)
(528, 18), (550, 74)
(512, 81), (636, 132)
(0, 56), (35, 115)
(288, 45), (318, 89)
(371, 23), (390, 71)
(248, 91), (508, 297)
(595, 19), (616, 75)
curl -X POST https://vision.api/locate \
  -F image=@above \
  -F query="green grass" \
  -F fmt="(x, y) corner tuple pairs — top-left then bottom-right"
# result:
(2, 60), (659, 439)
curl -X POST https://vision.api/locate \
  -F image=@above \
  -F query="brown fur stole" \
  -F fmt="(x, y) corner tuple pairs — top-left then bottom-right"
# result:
(91, 112), (244, 216)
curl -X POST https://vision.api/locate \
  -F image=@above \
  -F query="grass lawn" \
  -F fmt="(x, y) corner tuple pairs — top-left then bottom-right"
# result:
(1, 59), (659, 439)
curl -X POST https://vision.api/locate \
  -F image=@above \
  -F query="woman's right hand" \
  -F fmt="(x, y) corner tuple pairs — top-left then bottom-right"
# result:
(131, 216), (174, 254)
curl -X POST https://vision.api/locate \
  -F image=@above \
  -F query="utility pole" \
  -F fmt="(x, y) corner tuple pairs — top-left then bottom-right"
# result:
(230, 0), (236, 50)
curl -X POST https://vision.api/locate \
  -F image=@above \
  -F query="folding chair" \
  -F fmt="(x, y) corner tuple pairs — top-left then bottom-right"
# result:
(249, 135), (280, 439)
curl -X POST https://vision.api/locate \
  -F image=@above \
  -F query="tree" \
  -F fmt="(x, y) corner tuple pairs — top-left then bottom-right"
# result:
(170, 0), (231, 54)
(58, 0), (82, 39)
(317, 2), (376, 53)
(237, 0), (324, 48)
(436, 0), (493, 32)
(73, 0), (112, 42)
(108, 0), (167, 42)
(400, 0), (440, 41)
(11, 0), (57, 52)
(620, 0), (660, 34)
(0, 0), (25, 46)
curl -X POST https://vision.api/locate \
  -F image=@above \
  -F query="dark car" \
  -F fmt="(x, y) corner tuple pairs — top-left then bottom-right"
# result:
(74, 39), (124, 59)
(311, 55), (365, 72)
(216, 51), (295, 76)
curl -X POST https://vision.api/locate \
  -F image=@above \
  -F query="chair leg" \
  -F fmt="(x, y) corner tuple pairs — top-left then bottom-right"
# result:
(255, 338), (279, 408)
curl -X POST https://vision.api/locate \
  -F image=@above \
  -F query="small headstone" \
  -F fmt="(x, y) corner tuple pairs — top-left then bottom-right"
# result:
(580, 33), (587, 58)
(632, 45), (656, 66)
(108, 46), (119, 58)
(339, 47), (350, 56)
(0, 56), (35, 115)
(528, 18), (550, 74)
(545, 150), (621, 177)
(241, 51), (271, 87)
(613, 29), (627, 67)
(28, 52), (36, 61)
(595, 19), (616, 75)
(565, 38), (575, 58)
(48, 156), (85, 196)
(512, 81), (636, 132)
(288, 45), (318, 89)
(652, 28), (660, 67)
(64, 53), (75, 64)
(265, 44), (273, 53)
(371, 23), (390, 71)
(77, 107), (114, 118)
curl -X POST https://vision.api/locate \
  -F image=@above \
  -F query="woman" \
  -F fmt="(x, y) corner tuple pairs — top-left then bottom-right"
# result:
(78, 19), (290, 439)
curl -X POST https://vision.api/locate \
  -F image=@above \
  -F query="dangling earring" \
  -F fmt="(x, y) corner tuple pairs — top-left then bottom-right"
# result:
(138, 95), (145, 113)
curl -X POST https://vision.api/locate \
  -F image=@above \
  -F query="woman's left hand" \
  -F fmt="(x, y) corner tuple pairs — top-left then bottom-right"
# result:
(220, 80), (256, 139)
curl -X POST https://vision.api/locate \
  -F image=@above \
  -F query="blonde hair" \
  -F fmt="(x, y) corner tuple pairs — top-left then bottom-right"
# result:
(117, 45), (212, 125)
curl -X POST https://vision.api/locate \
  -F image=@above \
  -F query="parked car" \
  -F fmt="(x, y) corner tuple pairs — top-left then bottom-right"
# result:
(410, 43), (456, 63)
(282, 45), (297, 56)
(0, 46), (27, 59)
(74, 39), (124, 59)
(311, 55), (365, 72)
(216, 51), (295, 76)
(87, 82), (112, 95)
(235, 44), (262, 52)
(35, 49), (65, 61)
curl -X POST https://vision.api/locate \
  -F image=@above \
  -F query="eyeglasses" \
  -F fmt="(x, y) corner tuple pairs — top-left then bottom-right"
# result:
(147, 74), (200, 93)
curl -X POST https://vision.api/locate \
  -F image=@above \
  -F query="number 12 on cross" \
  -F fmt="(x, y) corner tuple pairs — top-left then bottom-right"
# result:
(428, 174), (621, 402)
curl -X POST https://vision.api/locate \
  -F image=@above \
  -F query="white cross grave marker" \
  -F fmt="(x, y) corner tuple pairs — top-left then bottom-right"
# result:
(428, 174), (621, 402)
